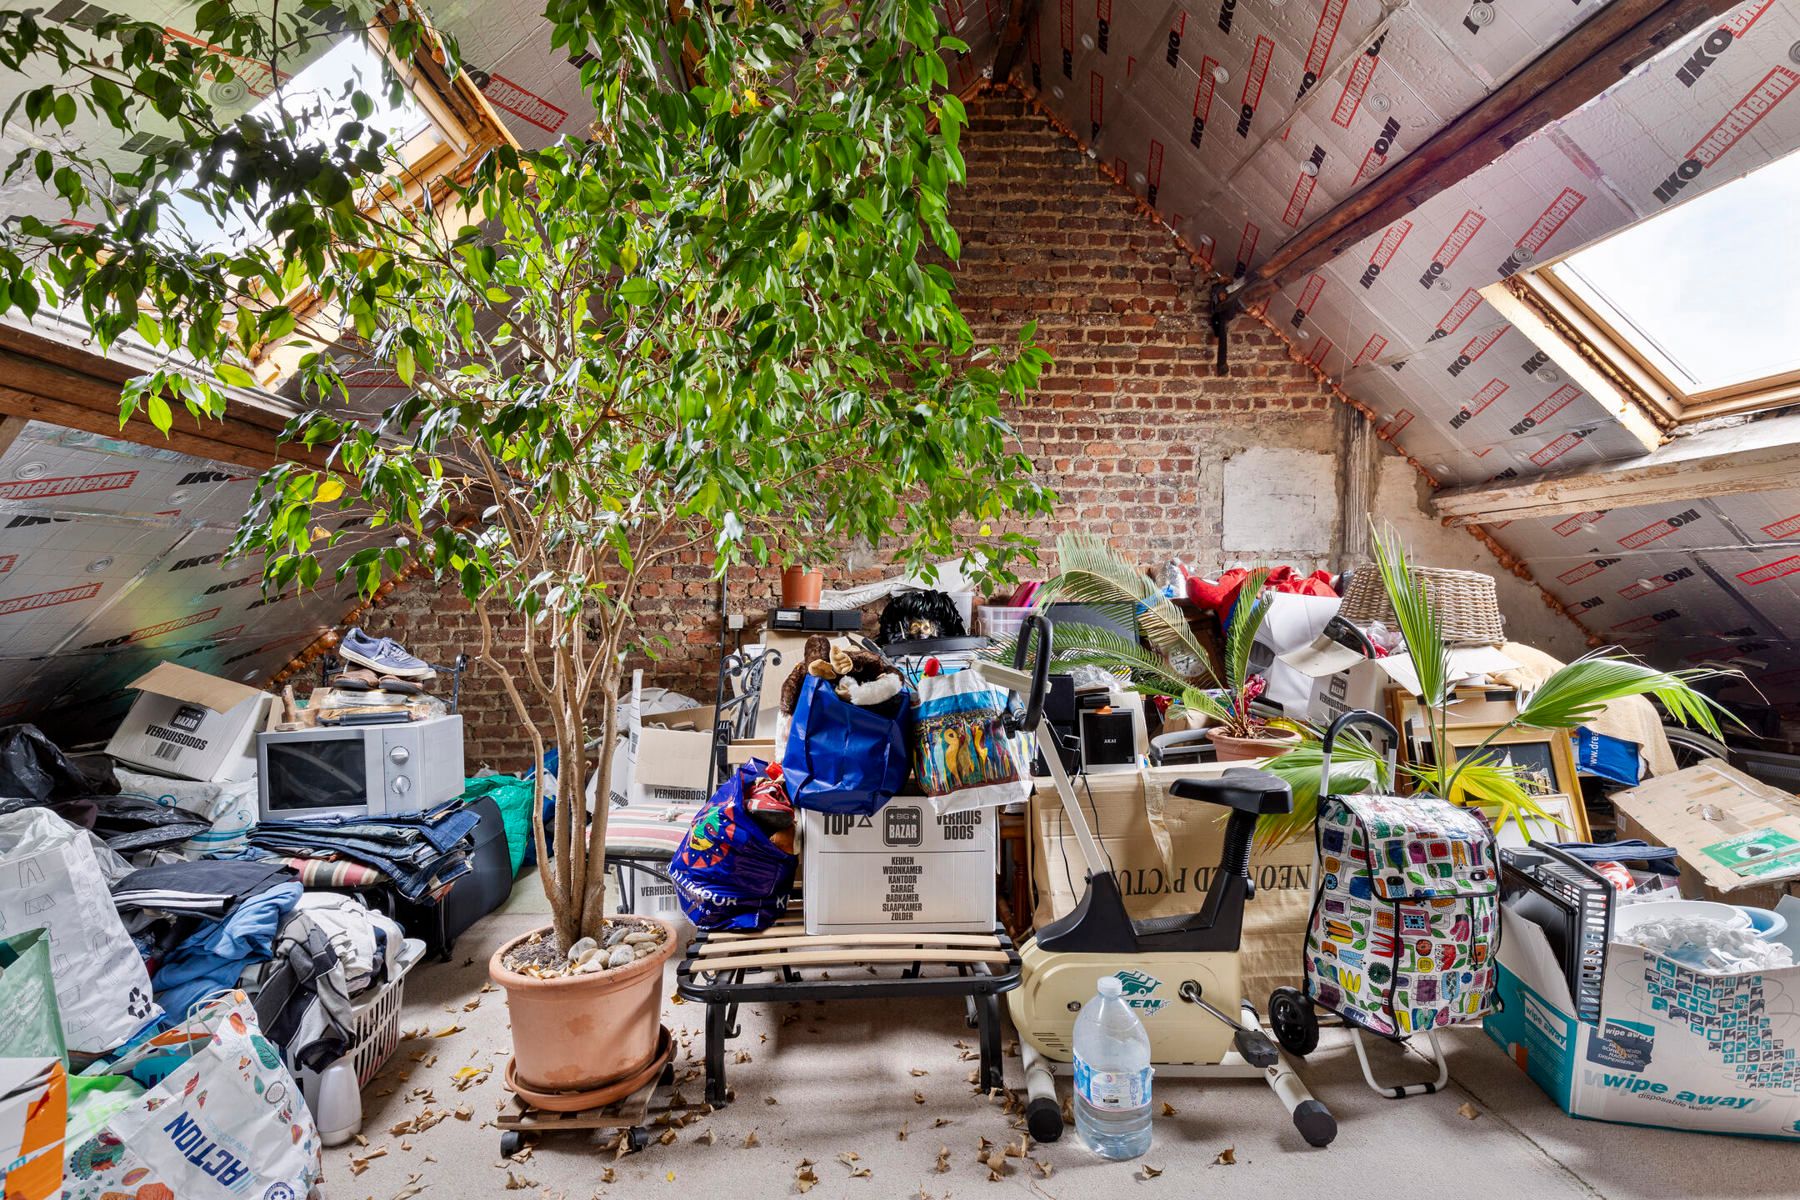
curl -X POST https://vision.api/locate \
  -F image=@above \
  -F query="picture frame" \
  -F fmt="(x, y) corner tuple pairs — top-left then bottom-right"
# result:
(1387, 686), (1523, 767)
(1440, 723), (1590, 841)
(1490, 792), (1583, 851)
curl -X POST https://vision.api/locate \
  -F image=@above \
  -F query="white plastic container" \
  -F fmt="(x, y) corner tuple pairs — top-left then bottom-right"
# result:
(975, 605), (1033, 642)
(302, 937), (426, 1146)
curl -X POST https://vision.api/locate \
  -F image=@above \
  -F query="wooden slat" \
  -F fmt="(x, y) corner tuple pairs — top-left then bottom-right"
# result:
(694, 932), (1001, 956)
(991, 0), (1043, 89)
(691, 948), (1011, 973)
(1239, 0), (1738, 302)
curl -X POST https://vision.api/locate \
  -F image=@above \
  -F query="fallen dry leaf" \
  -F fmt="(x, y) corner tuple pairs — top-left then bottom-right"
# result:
(430, 1024), (464, 1038)
(601, 1167), (616, 1184)
(504, 1169), (537, 1190)
(1140, 1163), (1164, 1179)
(913, 1091), (926, 1104)
(353, 1133), (370, 1147)
(1033, 1158), (1054, 1179)
(896, 1122), (909, 1142)
(392, 1173), (425, 1200)
(735, 1050), (753, 1064)
(1213, 1147), (1237, 1166)
(696, 1129), (716, 1146)
(1160, 1102), (1177, 1117)
(451, 1064), (492, 1091)
(462, 997), (482, 1012)
(349, 1146), (388, 1175)
(1458, 1102), (1481, 1120)
(934, 1145), (951, 1173)
(742, 1129), (761, 1148)
(910, 1068), (929, 1077)
(795, 1159), (820, 1194)
(765, 1096), (779, 1106)
(658, 1129), (677, 1146)
(932, 1117), (951, 1128)
(453, 1104), (473, 1122)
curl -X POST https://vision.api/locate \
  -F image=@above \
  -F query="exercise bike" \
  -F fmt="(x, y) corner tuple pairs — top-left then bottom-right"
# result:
(982, 613), (1336, 1147)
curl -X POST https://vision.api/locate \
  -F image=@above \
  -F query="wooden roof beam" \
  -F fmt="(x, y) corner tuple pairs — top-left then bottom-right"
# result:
(1235, 0), (1740, 305)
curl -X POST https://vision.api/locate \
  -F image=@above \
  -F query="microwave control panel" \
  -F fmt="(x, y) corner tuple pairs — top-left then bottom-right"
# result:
(382, 727), (416, 798)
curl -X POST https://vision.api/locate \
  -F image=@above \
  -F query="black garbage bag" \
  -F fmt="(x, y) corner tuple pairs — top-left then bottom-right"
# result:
(876, 589), (968, 644)
(0, 723), (93, 802)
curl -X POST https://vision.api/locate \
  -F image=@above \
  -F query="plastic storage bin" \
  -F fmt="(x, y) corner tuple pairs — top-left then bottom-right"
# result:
(302, 936), (427, 1146)
(975, 606), (1033, 642)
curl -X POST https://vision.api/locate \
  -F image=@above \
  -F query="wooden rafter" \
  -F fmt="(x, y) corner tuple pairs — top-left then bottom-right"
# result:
(989, 0), (1042, 90)
(1237, 0), (1740, 304)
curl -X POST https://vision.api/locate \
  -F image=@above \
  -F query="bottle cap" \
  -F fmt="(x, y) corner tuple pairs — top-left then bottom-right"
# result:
(1096, 976), (1123, 999)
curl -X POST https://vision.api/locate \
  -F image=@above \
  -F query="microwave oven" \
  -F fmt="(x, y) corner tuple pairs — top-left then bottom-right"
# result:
(256, 714), (465, 822)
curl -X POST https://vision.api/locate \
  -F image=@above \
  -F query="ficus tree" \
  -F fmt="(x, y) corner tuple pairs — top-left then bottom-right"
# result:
(0, 0), (1055, 947)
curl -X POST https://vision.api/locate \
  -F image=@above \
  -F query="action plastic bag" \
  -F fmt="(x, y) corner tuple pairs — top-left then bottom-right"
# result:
(0, 807), (160, 1052)
(63, 993), (321, 1200)
(911, 668), (1029, 814)
(667, 760), (797, 932)
(781, 675), (912, 815)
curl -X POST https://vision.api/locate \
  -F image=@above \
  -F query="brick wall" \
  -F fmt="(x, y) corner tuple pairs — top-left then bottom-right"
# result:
(364, 90), (1481, 771)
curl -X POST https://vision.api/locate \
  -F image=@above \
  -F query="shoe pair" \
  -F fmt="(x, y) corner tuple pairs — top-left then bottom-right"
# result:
(331, 668), (424, 696)
(338, 627), (435, 680)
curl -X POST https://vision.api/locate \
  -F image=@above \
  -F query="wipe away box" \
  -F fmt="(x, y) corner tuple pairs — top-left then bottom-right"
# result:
(1487, 896), (1800, 1138)
(801, 802), (996, 935)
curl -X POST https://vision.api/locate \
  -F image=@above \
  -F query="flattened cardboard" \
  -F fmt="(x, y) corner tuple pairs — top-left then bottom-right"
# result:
(126, 661), (262, 713)
(1611, 762), (1800, 897)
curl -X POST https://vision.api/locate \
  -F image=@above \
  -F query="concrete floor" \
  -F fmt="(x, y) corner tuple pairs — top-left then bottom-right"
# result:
(319, 903), (1798, 1200)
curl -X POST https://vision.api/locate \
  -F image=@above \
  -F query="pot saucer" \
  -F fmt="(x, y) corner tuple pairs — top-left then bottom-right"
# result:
(503, 1024), (674, 1112)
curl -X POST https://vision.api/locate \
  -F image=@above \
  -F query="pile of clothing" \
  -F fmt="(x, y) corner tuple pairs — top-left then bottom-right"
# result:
(244, 801), (479, 902)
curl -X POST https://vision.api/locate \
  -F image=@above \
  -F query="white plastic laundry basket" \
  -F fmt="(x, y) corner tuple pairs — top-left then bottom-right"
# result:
(304, 937), (426, 1145)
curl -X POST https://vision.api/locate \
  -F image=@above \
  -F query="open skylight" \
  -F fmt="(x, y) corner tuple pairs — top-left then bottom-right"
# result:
(1546, 148), (1800, 400)
(165, 36), (433, 251)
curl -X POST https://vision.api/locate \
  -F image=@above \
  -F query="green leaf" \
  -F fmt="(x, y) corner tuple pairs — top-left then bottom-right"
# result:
(618, 277), (657, 306)
(215, 362), (254, 388)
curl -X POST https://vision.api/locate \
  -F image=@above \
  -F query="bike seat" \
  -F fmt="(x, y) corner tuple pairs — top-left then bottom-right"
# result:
(1169, 767), (1293, 816)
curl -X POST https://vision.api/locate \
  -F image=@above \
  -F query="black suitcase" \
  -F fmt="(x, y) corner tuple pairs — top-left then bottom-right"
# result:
(396, 794), (517, 959)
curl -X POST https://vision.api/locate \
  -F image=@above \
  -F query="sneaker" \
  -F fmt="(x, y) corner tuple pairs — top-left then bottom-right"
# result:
(338, 627), (435, 680)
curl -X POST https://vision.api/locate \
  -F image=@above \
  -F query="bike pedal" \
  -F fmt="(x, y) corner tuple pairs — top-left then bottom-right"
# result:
(1234, 1028), (1280, 1069)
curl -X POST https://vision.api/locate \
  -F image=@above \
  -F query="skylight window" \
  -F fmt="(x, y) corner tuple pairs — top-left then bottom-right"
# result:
(164, 37), (434, 251)
(1512, 147), (1800, 425)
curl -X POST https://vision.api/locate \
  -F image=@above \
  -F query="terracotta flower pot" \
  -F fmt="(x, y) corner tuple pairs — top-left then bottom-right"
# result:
(1205, 726), (1302, 763)
(489, 917), (677, 1094)
(781, 566), (823, 606)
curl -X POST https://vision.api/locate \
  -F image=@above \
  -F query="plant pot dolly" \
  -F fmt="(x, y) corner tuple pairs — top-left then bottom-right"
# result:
(984, 614), (1337, 1147)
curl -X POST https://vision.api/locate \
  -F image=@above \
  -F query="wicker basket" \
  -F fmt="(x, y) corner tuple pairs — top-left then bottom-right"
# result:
(1339, 565), (1506, 647)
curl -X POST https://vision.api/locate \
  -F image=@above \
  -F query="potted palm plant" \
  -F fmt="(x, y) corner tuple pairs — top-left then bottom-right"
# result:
(1173, 569), (1306, 761)
(1257, 523), (1735, 843)
(1, 0), (1053, 1099)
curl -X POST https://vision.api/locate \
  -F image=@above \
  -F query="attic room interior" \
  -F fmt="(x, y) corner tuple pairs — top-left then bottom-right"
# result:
(5, 0), (1800, 1196)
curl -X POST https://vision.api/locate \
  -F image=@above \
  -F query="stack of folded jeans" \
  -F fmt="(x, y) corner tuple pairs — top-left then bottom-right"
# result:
(243, 801), (478, 902)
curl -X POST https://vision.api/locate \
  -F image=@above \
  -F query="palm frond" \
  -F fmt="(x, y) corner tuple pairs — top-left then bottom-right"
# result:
(1514, 652), (1738, 739)
(1370, 522), (1452, 709)
(1175, 685), (1233, 726)
(986, 622), (1197, 698)
(1220, 569), (1272, 694)
(1044, 533), (1215, 683)
(1257, 730), (1387, 846)
(1407, 757), (1560, 843)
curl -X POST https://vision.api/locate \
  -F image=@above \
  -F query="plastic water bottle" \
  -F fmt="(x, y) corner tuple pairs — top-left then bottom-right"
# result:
(1072, 976), (1154, 1159)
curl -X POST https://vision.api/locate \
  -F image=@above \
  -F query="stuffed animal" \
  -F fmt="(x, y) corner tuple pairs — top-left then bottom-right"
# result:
(779, 637), (898, 713)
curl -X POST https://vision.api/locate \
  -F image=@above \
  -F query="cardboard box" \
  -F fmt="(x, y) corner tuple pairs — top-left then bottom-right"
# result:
(1611, 762), (1800, 906)
(105, 662), (272, 782)
(1487, 896), (1800, 1139)
(1030, 765), (1315, 1002)
(1277, 639), (1518, 727)
(634, 703), (717, 804)
(801, 801), (996, 935)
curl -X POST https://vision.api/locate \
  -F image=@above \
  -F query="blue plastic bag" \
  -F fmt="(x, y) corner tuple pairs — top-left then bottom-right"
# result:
(667, 760), (797, 932)
(781, 675), (913, 814)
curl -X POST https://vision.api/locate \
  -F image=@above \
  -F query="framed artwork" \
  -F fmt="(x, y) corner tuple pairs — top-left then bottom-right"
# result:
(1491, 792), (1583, 850)
(1440, 723), (1590, 841)
(1387, 687), (1522, 766)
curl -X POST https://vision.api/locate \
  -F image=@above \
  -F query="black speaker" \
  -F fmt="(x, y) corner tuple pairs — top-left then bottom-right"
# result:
(1079, 708), (1137, 766)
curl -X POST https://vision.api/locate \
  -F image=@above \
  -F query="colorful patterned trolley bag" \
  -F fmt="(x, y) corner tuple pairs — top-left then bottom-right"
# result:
(1305, 791), (1500, 1036)
(1293, 710), (1500, 1097)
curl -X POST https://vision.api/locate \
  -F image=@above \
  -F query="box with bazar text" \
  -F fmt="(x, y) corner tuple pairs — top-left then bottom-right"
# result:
(1487, 895), (1800, 1139)
(801, 800), (996, 935)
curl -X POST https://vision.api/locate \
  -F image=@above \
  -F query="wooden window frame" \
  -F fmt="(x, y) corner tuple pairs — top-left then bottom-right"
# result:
(1504, 257), (1800, 430)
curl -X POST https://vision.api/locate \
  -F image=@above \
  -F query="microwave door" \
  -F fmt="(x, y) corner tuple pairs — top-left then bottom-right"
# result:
(267, 736), (370, 813)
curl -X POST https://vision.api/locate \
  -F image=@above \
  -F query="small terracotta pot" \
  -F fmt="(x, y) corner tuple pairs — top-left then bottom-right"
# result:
(1206, 726), (1302, 763)
(489, 917), (677, 1094)
(781, 566), (823, 606)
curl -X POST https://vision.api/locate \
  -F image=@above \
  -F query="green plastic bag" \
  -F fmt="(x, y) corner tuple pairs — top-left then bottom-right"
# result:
(462, 774), (535, 874)
(0, 929), (67, 1063)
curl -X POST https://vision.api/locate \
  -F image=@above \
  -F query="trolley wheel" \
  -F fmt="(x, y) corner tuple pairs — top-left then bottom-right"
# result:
(627, 1126), (650, 1153)
(499, 1130), (525, 1157)
(1269, 987), (1320, 1057)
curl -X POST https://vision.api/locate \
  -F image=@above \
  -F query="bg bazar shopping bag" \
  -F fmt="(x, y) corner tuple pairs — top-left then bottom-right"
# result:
(0, 806), (161, 1053)
(667, 760), (799, 932)
(64, 993), (321, 1200)
(781, 674), (913, 815)
(912, 667), (1029, 815)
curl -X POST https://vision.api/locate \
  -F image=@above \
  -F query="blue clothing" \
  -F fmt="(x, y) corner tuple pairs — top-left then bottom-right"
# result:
(153, 882), (303, 1019)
